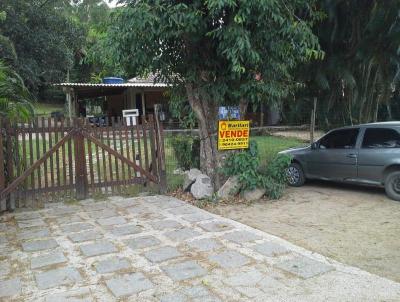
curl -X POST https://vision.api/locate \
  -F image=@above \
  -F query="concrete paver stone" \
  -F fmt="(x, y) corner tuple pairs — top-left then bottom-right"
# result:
(105, 272), (154, 297)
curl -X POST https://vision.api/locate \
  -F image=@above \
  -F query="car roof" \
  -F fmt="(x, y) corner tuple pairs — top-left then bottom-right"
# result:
(331, 122), (400, 131)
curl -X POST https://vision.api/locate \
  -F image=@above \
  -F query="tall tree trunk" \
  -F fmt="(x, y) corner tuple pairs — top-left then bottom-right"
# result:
(185, 83), (221, 189)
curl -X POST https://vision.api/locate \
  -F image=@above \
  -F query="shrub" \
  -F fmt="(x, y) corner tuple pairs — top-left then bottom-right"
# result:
(170, 135), (200, 170)
(222, 140), (292, 199)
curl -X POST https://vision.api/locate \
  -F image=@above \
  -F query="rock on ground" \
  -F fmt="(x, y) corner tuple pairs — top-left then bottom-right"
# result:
(183, 168), (202, 191)
(217, 176), (240, 199)
(243, 188), (266, 201)
(191, 174), (214, 199)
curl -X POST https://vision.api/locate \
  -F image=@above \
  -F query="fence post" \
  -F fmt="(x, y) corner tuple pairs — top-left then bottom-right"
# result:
(154, 105), (167, 193)
(310, 97), (317, 144)
(74, 118), (88, 199)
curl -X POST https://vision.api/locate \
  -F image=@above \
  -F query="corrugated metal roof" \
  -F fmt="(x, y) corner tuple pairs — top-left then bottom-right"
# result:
(54, 82), (169, 88)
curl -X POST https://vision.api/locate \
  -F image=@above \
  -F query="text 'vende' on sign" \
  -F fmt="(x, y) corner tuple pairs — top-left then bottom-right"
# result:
(218, 120), (250, 150)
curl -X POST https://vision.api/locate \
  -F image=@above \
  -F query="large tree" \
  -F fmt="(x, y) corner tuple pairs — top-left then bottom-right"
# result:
(106, 0), (321, 187)
(284, 0), (400, 127)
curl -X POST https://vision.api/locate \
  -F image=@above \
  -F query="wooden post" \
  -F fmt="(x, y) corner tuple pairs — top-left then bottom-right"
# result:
(74, 118), (88, 199)
(154, 105), (167, 193)
(141, 90), (146, 117)
(5, 119), (15, 210)
(310, 97), (317, 144)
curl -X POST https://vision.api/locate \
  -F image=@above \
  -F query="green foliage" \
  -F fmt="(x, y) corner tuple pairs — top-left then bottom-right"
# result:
(170, 135), (200, 171)
(287, 0), (400, 127)
(104, 0), (321, 107)
(0, 60), (34, 121)
(223, 140), (292, 199)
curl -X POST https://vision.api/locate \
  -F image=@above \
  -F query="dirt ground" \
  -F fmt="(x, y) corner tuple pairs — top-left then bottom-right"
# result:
(207, 181), (400, 283)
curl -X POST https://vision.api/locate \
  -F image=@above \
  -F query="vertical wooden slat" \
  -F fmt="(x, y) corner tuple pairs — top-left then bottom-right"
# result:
(5, 120), (15, 209)
(135, 119), (143, 177)
(141, 116), (150, 173)
(148, 115), (158, 178)
(94, 124), (101, 191)
(74, 118), (88, 199)
(35, 118), (42, 205)
(0, 119), (6, 211)
(28, 119), (35, 204)
(106, 117), (114, 193)
(100, 124), (108, 194)
(67, 118), (74, 196)
(86, 123), (95, 193)
(61, 118), (67, 196)
(124, 117), (132, 180)
(118, 117), (126, 187)
(41, 117), (49, 199)
(47, 117), (55, 192)
(54, 118), (61, 190)
(154, 106), (167, 192)
(14, 121), (20, 207)
(111, 117), (120, 191)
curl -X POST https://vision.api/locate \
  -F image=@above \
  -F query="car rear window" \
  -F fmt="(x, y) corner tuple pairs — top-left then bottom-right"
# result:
(362, 128), (400, 148)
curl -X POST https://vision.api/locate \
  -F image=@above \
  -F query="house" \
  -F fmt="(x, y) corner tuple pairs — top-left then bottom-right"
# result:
(55, 74), (170, 120)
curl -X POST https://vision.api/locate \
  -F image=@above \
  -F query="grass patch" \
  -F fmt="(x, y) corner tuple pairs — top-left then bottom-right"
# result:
(253, 135), (305, 166)
(35, 103), (64, 116)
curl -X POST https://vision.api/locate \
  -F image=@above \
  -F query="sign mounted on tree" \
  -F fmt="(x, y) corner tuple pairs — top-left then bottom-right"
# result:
(218, 121), (250, 150)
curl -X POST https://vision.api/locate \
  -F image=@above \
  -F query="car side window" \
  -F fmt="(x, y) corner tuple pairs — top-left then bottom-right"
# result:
(362, 128), (400, 148)
(319, 128), (359, 149)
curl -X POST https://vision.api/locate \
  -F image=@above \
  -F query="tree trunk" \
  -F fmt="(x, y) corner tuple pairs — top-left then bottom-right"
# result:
(185, 83), (221, 189)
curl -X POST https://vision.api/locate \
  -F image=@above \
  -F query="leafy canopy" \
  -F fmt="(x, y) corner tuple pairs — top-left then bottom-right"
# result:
(106, 0), (322, 105)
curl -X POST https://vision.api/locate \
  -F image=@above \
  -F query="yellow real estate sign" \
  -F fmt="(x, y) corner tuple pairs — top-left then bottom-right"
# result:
(218, 120), (250, 150)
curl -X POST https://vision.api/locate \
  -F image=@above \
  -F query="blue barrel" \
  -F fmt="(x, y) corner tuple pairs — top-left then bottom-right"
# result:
(102, 77), (124, 84)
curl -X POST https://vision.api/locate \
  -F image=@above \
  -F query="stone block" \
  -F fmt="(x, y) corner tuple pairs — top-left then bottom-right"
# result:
(125, 236), (161, 250)
(151, 220), (182, 230)
(87, 209), (117, 219)
(60, 223), (94, 233)
(144, 246), (181, 263)
(165, 228), (201, 241)
(254, 241), (289, 257)
(94, 257), (130, 274)
(208, 251), (250, 268)
(187, 238), (222, 252)
(224, 269), (264, 287)
(111, 224), (142, 236)
(44, 288), (93, 302)
(275, 255), (334, 279)
(0, 261), (10, 278)
(222, 231), (262, 244)
(17, 228), (50, 241)
(198, 221), (234, 232)
(68, 230), (103, 243)
(0, 278), (21, 298)
(105, 273), (153, 297)
(35, 267), (82, 290)
(31, 250), (67, 269)
(97, 216), (127, 226)
(162, 260), (206, 281)
(168, 206), (198, 215)
(14, 211), (42, 221)
(182, 213), (213, 223)
(80, 241), (117, 257)
(22, 239), (58, 252)
(17, 219), (46, 229)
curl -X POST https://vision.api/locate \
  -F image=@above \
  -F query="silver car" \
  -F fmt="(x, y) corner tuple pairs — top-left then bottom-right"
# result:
(280, 122), (400, 201)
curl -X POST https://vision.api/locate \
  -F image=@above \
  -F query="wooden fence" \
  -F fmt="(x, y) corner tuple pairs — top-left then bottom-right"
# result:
(0, 115), (166, 211)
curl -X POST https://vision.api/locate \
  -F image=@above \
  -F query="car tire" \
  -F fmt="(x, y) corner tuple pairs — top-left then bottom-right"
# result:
(384, 171), (400, 201)
(286, 163), (305, 187)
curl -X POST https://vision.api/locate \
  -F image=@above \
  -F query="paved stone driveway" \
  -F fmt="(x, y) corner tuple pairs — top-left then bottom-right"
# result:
(0, 195), (399, 301)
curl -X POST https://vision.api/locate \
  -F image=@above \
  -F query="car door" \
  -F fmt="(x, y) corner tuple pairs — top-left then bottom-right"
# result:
(357, 127), (400, 183)
(306, 128), (360, 180)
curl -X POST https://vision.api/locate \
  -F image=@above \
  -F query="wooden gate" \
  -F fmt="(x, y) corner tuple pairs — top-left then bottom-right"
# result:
(0, 115), (166, 211)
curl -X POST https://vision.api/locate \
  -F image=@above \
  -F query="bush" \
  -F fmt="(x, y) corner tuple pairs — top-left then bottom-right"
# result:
(222, 140), (292, 199)
(170, 135), (200, 170)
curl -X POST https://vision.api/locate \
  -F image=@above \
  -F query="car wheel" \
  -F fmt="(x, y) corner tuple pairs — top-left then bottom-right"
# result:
(286, 163), (305, 187)
(384, 171), (400, 201)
